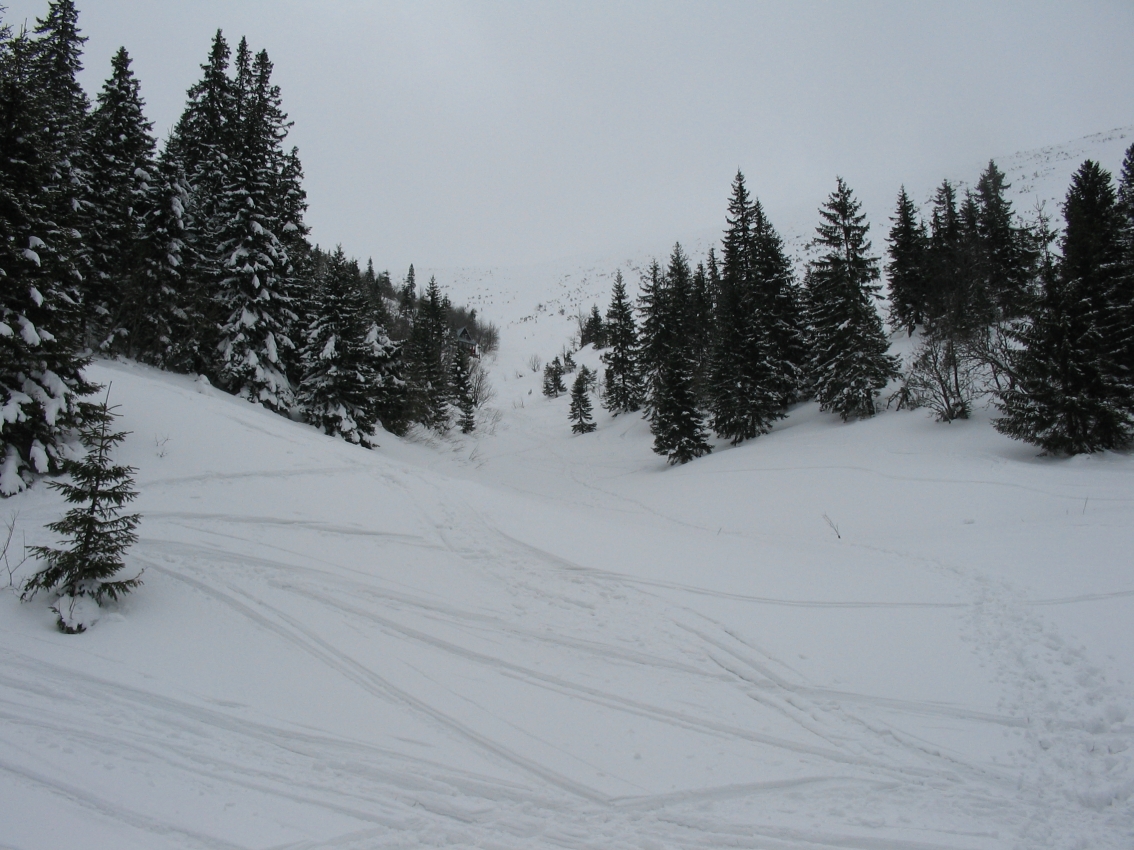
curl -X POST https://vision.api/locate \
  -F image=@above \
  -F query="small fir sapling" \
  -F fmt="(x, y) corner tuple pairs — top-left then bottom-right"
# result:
(569, 370), (597, 434)
(22, 396), (142, 633)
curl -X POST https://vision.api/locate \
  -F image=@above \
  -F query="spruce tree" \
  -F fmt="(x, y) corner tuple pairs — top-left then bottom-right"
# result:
(0, 20), (96, 495)
(30, 0), (92, 339)
(22, 397), (141, 633)
(581, 305), (605, 348)
(600, 270), (642, 414)
(650, 351), (711, 464)
(451, 350), (476, 434)
(118, 154), (197, 369)
(806, 177), (898, 420)
(647, 244), (711, 464)
(1113, 143), (1134, 386)
(974, 160), (1036, 320)
(568, 369), (596, 434)
(297, 247), (383, 446)
(885, 186), (929, 335)
(164, 30), (236, 376)
(994, 161), (1130, 453)
(542, 357), (566, 398)
(751, 198), (806, 406)
(86, 47), (157, 347)
(212, 47), (299, 412)
(637, 258), (669, 404)
(405, 276), (450, 429)
(708, 172), (793, 442)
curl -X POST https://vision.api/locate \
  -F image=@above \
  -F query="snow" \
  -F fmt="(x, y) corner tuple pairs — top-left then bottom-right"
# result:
(1, 129), (1133, 848)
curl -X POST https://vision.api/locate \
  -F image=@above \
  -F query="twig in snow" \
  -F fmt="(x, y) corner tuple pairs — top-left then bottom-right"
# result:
(822, 513), (841, 540)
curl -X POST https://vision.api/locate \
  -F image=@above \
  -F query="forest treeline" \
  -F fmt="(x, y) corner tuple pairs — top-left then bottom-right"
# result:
(579, 151), (1134, 463)
(0, 1), (495, 495)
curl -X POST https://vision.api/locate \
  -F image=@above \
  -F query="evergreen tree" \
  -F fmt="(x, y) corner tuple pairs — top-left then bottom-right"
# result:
(687, 260), (713, 399)
(974, 160), (1036, 320)
(885, 185), (929, 335)
(600, 270), (642, 414)
(30, 0), (92, 338)
(22, 397), (141, 633)
(637, 258), (669, 401)
(87, 46), (157, 347)
(647, 244), (711, 464)
(751, 198), (806, 405)
(806, 177), (898, 420)
(0, 20), (96, 495)
(118, 154), (197, 369)
(405, 276), (450, 429)
(297, 247), (384, 446)
(994, 161), (1131, 453)
(568, 368), (596, 434)
(1113, 143), (1134, 385)
(708, 172), (795, 442)
(451, 349), (476, 434)
(542, 357), (566, 398)
(924, 179), (990, 338)
(165, 30), (236, 375)
(650, 350), (711, 464)
(212, 47), (298, 412)
(580, 304), (605, 348)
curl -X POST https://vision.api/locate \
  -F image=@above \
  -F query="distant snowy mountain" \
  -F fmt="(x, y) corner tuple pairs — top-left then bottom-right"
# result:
(425, 126), (1134, 368)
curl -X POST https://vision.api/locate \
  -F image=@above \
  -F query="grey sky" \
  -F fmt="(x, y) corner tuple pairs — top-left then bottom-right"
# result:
(4, 1), (1133, 270)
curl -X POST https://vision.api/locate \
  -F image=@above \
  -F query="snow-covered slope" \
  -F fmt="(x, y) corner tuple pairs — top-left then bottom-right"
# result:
(3, 128), (1134, 849)
(3, 347), (1133, 849)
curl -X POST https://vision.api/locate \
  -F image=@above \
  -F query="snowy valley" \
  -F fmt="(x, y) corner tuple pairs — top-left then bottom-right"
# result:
(3, 129), (1134, 849)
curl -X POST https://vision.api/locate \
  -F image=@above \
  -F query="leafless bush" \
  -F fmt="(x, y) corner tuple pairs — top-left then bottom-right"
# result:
(2, 513), (28, 592)
(527, 354), (542, 373)
(905, 336), (978, 422)
(469, 360), (496, 409)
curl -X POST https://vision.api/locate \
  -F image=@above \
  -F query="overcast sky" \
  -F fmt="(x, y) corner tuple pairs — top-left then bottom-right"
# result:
(4, 1), (1133, 270)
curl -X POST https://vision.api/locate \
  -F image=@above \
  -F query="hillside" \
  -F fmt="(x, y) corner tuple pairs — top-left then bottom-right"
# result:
(2, 129), (1134, 849)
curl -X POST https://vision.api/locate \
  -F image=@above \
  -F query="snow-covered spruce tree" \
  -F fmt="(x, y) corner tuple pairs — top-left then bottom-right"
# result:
(924, 179), (989, 340)
(580, 304), (605, 348)
(751, 198), (806, 406)
(885, 185), (929, 335)
(118, 153), (198, 369)
(0, 20), (96, 495)
(974, 161), (1038, 321)
(163, 30), (237, 376)
(601, 270), (642, 414)
(29, 0), (93, 343)
(297, 247), (383, 446)
(404, 276), (451, 429)
(86, 46), (157, 348)
(806, 177), (898, 420)
(542, 357), (566, 398)
(687, 259), (714, 399)
(569, 368), (596, 434)
(451, 349), (476, 435)
(650, 348), (711, 464)
(636, 258), (668, 409)
(708, 172), (791, 442)
(212, 46), (299, 412)
(1113, 143), (1134, 387)
(22, 397), (141, 633)
(647, 244), (711, 464)
(994, 160), (1131, 453)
